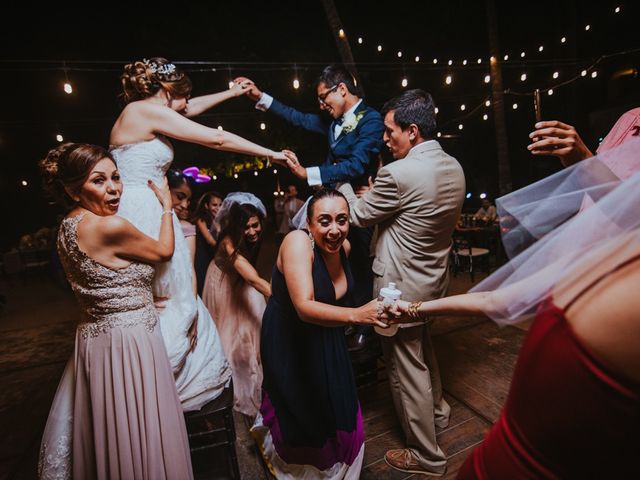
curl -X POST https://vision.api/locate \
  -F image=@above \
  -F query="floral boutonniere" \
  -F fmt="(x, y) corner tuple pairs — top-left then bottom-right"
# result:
(341, 111), (366, 134)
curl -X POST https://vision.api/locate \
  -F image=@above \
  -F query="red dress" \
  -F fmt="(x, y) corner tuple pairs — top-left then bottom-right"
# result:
(459, 298), (640, 479)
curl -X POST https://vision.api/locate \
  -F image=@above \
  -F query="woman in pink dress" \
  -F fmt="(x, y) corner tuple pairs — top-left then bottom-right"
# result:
(202, 193), (271, 417)
(38, 143), (192, 479)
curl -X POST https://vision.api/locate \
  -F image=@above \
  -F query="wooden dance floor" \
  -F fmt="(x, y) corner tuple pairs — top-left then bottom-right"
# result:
(0, 252), (522, 479)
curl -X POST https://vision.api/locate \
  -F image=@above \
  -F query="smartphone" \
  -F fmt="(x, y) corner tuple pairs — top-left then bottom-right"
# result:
(533, 89), (542, 143)
(533, 89), (542, 123)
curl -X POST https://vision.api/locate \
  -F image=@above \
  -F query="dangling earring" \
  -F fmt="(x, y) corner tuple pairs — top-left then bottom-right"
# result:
(308, 231), (315, 250)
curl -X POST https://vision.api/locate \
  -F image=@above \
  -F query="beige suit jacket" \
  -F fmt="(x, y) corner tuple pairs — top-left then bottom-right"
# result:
(339, 140), (465, 303)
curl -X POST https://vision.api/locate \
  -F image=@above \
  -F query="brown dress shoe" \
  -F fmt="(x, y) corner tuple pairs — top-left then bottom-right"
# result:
(384, 448), (446, 476)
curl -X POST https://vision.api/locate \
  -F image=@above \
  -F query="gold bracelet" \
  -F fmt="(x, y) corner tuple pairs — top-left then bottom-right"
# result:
(407, 301), (423, 321)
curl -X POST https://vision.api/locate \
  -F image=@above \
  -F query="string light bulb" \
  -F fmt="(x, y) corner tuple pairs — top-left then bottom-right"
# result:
(397, 51), (403, 58)
(21, 180), (28, 186)
(254, 171), (258, 176)
(233, 173), (238, 179)
(56, 134), (63, 142)
(445, 75), (452, 85)
(512, 103), (518, 109)
(538, 45), (544, 52)
(293, 78), (300, 89)
(434, 107), (439, 114)
(520, 73), (527, 81)
(415, 56), (420, 62)
(561, 36), (567, 43)
(437, 132), (442, 137)
(581, 70), (587, 77)
(357, 37), (363, 44)
(401, 78), (408, 87)
(520, 51), (526, 58)
(503, 54), (509, 61)
(460, 104), (466, 111)
(615, 6), (621, 13)
(477, 58), (482, 64)
(213, 175), (217, 180)
(260, 122), (266, 130)
(273, 169), (278, 174)
(463, 59), (468, 65)
(217, 125), (223, 131)
(448, 59), (453, 66)
(485, 100), (491, 107)
(585, 25), (590, 31)
(377, 45), (382, 52)
(338, 29), (345, 38)
(458, 124), (464, 130)
(63, 82), (73, 94)
(591, 71), (598, 78)
(433, 58), (438, 64)
(553, 71), (559, 79)
(483, 114), (488, 120)
(547, 89), (554, 95)
(484, 74), (490, 83)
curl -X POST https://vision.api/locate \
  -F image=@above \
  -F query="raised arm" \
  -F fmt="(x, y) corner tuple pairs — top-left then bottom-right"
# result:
(221, 237), (271, 297)
(102, 179), (175, 263)
(281, 231), (387, 328)
(528, 120), (594, 167)
(140, 102), (291, 163)
(184, 80), (253, 118)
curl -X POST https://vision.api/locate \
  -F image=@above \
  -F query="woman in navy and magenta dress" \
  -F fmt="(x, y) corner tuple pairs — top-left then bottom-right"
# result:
(252, 188), (388, 479)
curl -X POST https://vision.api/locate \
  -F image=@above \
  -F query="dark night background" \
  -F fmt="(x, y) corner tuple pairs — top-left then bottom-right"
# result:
(1, 1), (638, 250)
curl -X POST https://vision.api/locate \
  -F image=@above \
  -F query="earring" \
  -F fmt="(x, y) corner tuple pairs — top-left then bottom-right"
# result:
(308, 231), (315, 250)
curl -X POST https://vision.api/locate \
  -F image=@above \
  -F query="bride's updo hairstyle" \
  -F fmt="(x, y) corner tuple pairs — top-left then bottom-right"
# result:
(39, 143), (113, 208)
(120, 57), (192, 104)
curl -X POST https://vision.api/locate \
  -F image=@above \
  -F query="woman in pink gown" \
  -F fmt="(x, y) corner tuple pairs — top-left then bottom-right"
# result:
(38, 143), (192, 479)
(202, 193), (271, 417)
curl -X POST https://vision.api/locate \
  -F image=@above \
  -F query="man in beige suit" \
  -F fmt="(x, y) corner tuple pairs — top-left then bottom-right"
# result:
(338, 89), (465, 476)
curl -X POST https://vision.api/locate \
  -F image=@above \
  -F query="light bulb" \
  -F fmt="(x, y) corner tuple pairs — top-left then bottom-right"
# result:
(483, 114), (488, 120)
(401, 78), (408, 87)
(63, 82), (73, 94)
(56, 134), (63, 142)
(445, 75), (452, 85)
(260, 122), (266, 130)
(484, 74), (490, 83)
(293, 78), (300, 89)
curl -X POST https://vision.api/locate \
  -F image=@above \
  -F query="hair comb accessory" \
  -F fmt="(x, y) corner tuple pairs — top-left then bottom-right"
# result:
(142, 58), (184, 81)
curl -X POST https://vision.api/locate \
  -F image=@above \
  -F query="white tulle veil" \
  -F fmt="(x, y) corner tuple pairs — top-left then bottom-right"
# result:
(214, 192), (267, 228)
(290, 195), (312, 230)
(470, 137), (640, 324)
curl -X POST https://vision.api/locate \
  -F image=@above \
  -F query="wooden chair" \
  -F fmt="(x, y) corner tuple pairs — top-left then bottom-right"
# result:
(184, 383), (240, 479)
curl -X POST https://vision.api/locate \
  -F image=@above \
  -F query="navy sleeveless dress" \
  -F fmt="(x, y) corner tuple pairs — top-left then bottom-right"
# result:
(252, 245), (365, 478)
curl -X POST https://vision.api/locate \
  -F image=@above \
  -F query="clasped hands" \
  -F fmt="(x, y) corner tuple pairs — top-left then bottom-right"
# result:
(363, 299), (424, 329)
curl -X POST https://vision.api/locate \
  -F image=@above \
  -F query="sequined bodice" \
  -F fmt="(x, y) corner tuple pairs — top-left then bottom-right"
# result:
(110, 136), (173, 187)
(57, 213), (157, 337)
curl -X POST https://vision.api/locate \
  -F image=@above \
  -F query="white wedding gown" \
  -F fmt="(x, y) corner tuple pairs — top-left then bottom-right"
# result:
(111, 136), (230, 410)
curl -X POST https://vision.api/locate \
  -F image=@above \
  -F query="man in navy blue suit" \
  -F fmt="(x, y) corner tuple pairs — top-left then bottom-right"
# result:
(236, 65), (384, 349)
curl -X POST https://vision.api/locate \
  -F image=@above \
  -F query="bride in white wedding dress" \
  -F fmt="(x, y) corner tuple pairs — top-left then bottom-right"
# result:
(110, 57), (294, 410)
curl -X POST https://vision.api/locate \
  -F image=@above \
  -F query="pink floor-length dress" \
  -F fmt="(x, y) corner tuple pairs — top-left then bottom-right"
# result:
(38, 213), (193, 479)
(202, 251), (266, 417)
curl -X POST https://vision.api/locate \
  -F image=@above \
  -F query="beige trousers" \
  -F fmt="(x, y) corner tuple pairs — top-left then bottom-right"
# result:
(381, 323), (450, 471)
